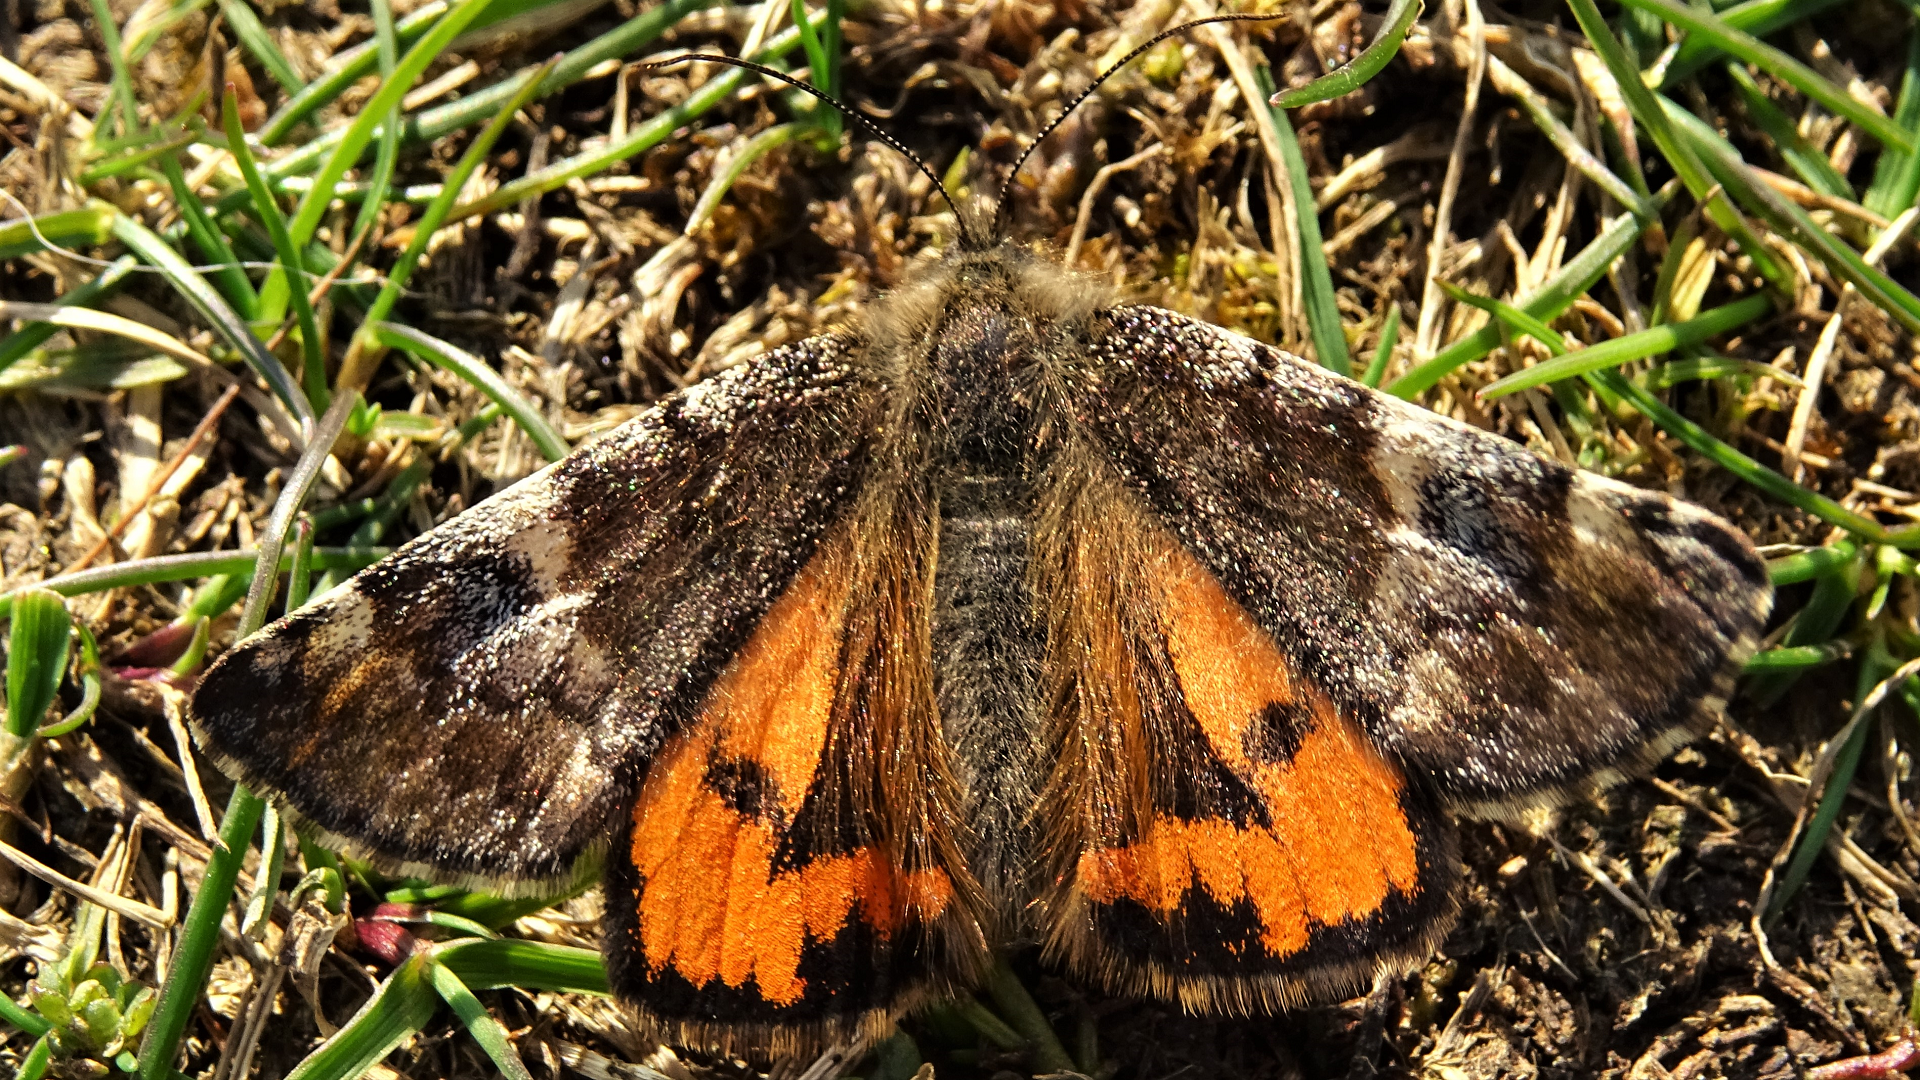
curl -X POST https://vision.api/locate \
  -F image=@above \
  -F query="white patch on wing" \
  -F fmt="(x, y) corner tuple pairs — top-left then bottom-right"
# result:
(305, 590), (378, 658)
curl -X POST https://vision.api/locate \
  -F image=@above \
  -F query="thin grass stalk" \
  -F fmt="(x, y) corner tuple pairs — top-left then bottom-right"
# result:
(1662, 98), (1920, 334)
(1386, 208), (1649, 396)
(282, 0), (502, 250)
(107, 212), (314, 429)
(82, 0), (140, 138)
(0, 256), (135, 376)
(1866, 31), (1920, 218)
(447, 33), (814, 221)
(1725, 63), (1852, 199)
(223, 89), (327, 412)
(1624, 0), (1912, 152)
(370, 323), (568, 461)
(1259, 64), (1348, 375)
(215, 0), (304, 93)
(1661, 0), (1852, 83)
(1564, 0), (1796, 297)
(157, 154), (258, 319)
(262, 0), (717, 180)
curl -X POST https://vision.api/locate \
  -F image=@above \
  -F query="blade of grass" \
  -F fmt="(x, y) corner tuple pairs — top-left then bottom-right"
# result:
(263, 0), (714, 181)
(787, 0), (842, 143)
(1769, 540), (1859, 584)
(1866, 30), (1920, 218)
(1725, 63), (1853, 199)
(1662, 97), (1920, 334)
(370, 324), (567, 461)
(1619, 0), (1912, 153)
(1745, 641), (1853, 671)
(1565, 0), (1795, 297)
(224, 87), (326, 413)
(0, 256), (135, 377)
(0, 205), (116, 261)
(77, 127), (194, 183)
(108, 211), (315, 431)
(157, 153), (258, 319)
(281, 954), (440, 1080)
(350, 0), (404, 251)
(3, 590), (71, 739)
(1361, 304), (1402, 387)
(214, 0), (303, 94)
(426, 961), (535, 1080)
(1589, 368), (1884, 537)
(1643, 354), (1801, 389)
(1480, 293), (1773, 397)
(1258, 63), (1348, 375)
(1661, 0), (1853, 84)
(442, 19), (816, 222)
(435, 938), (609, 994)
(137, 392), (360, 1079)
(0, 550), (385, 619)
(1385, 208), (1649, 397)
(1435, 282), (1886, 537)
(1489, 57), (1655, 219)
(341, 56), (554, 389)
(83, 0), (141, 138)
(258, 0), (607, 144)
(1271, 0), (1421, 107)
(282, 0), (501, 250)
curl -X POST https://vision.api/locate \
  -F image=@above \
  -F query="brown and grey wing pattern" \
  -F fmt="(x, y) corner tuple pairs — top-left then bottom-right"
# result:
(190, 334), (881, 890)
(1066, 305), (1772, 816)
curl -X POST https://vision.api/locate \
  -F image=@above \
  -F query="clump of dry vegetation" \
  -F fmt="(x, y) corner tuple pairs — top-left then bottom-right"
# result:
(3, 0), (1920, 1075)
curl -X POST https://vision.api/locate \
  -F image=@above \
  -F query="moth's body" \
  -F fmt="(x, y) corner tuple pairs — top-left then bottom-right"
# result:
(192, 241), (1772, 1058)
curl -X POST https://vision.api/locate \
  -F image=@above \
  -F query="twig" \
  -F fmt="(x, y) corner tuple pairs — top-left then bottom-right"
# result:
(0, 835), (172, 928)
(1414, 0), (1486, 358)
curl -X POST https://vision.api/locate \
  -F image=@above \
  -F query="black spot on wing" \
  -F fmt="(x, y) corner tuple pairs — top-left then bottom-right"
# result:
(705, 757), (782, 824)
(1243, 701), (1310, 767)
(358, 548), (542, 648)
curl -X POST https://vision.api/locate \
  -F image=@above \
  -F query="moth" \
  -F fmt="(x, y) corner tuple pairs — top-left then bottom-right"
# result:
(190, 28), (1773, 1062)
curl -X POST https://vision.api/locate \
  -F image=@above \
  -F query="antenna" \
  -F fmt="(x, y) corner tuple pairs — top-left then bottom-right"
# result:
(642, 55), (981, 249)
(989, 12), (1286, 240)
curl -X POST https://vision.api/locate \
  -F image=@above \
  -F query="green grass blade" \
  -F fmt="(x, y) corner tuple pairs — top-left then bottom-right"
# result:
(1271, 0), (1421, 107)
(1745, 641), (1853, 671)
(0, 256), (135, 377)
(1769, 540), (1858, 584)
(1726, 62), (1853, 198)
(349, 0), (405, 248)
(134, 786), (265, 1080)
(370, 324), (568, 461)
(108, 212), (314, 428)
(76, 128), (194, 183)
(1641, 354), (1800, 389)
(1481, 294), (1773, 397)
(283, 0), (501, 249)
(3, 589), (71, 739)
(83, 0), (142, 138)
(1662, 98), (1920, 334)
(1662, 0), (1852, 83)
(0, 205), (116, 261)
(356, 60), (551, 331)
(0, 549), (386, 618)
(435, 938), (610, 995)
(1867, 30), (1920, 218)
(224, 88), (327, 412)
(1257, 64), (1348, 375)
(283, 956), (440, 1080)
(427, 962), (534, 1080)
(684, 123), (803, 233)
(446, 19), (813, 221)
(265, 0), (713, 181)
(215, 0), (304, 93)
(1494, 59), (1655, 218)
(1386, 209), (1648, 397)
(1565, 0), (1796, 296)
(157, 153), (258, 319)
(1587, 368), (1884, 537)
(1620, 0), (1912, 153)
(1361, 304), (1401, 387)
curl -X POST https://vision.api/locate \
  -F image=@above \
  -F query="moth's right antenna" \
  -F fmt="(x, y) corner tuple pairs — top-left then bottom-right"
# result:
(989, 12), (1286, 241)
(643, 55), (981, 250)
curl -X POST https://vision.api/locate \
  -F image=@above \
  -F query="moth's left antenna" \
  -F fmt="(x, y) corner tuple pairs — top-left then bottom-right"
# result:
(989, 12), (1286, 241)
(643, 55), (980, 250)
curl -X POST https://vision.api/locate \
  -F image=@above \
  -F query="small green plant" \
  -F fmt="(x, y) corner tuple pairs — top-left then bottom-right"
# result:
(25, 962), (156, 1076)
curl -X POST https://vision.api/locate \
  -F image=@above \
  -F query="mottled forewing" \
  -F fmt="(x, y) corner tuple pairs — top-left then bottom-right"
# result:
(1068, 307), (1771, 813)
(190, 335), (878, 887)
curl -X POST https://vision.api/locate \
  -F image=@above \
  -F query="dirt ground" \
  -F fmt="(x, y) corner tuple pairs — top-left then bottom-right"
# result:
(5, 0), (1920, 1075)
